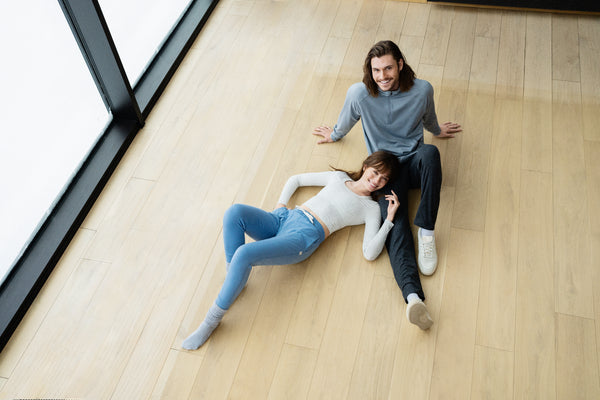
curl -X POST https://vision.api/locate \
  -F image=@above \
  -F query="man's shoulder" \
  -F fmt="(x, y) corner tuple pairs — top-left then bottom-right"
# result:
(412, 78), (434, 93)
(347, 82), (370, 99)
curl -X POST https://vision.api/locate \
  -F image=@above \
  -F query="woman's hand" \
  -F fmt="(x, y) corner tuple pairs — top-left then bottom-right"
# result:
(275, 203), (287, 210)
(385, 191), (399, 222)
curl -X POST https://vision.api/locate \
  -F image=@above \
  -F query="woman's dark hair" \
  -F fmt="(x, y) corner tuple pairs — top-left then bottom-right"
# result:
(362, 40), (416, 97)
(333, 150), (401, 199)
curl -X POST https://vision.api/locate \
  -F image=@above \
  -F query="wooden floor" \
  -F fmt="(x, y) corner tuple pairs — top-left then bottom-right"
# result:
(2, 0), (600, 399)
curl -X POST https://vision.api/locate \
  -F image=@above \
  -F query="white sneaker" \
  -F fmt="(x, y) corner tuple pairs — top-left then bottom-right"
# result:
(406, 298), (433, 330)
(418, 229), (438, 275)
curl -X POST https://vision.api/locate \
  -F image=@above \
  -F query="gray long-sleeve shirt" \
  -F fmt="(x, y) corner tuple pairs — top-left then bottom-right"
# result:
(330, 79), (441, 162)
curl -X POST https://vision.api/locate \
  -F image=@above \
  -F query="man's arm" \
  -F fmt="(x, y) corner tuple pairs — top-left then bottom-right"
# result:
(312, 83), (363, 144)
(422, 81), (462, 139)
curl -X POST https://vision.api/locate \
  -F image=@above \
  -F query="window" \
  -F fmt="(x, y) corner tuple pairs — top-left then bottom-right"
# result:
(0, 1), (108, 284)
(100, 0), (192, 85)
(0, 0), (219, 352)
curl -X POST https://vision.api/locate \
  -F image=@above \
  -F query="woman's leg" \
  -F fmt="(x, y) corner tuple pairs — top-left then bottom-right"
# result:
(183, 209), (324, 349)
(217, 209), (323, 310)
(222, 203), (284, 263)
(183, 204), (283, 350)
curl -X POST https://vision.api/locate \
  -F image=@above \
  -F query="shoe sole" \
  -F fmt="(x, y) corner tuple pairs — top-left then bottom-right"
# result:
(408, 301), (433, 330)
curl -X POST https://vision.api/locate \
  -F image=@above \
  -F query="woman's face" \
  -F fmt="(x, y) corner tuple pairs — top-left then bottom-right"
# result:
(359, 166), (390, 193)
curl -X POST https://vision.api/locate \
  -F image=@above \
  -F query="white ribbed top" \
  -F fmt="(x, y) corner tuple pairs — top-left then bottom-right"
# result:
(278, 171), (393, 260)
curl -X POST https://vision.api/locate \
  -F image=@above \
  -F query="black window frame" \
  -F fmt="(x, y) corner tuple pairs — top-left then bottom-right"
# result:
(0, 0), (219, 353)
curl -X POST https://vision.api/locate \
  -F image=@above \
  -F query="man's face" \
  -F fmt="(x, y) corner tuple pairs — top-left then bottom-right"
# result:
(371, 54), (403, 92)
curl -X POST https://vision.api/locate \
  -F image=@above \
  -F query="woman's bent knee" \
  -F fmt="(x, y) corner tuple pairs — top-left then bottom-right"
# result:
(223, 203), (245, 224)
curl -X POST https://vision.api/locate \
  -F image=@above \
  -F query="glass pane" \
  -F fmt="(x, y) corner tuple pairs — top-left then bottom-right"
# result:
(99, 0), (192, 84)
(0, 2), (108, 283)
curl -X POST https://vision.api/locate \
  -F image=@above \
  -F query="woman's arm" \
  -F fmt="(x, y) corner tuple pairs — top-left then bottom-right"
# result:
(362, 191), (399, 260)
(277, 171), (335, 208)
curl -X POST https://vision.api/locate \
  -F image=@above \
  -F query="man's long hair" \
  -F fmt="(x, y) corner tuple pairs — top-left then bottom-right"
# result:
(362, 40), (416, 97)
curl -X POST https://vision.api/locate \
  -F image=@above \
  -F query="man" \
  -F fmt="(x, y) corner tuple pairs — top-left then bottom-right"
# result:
(312, 40), (461, 330)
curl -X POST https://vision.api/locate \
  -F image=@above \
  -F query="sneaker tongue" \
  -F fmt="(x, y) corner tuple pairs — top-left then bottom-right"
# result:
(422, 235), (433, 243)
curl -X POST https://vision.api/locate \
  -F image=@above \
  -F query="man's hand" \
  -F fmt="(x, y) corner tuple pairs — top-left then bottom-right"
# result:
(437, 121), (462, 138)
(312, 125), (334, 144)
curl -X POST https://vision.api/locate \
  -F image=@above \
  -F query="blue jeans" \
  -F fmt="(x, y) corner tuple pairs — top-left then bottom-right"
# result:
(216, 204), (325, 310)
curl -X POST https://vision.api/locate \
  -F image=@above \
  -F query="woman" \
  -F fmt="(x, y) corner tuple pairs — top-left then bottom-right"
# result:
(182, 151), (401, 350)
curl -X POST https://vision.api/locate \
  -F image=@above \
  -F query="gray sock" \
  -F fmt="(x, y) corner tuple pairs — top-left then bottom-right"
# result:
(182, 302), (227, 350)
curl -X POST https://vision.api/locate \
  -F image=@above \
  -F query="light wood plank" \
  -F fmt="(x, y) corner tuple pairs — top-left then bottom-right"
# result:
(475, 8), (502, 38)
(556, 313), (600, 399)
(495, 11), (525, 99)
(451, 33), (498, 232)
(149, 350), (204, 400)
(450, 92), (493, 232)
(585, 141), (600, 236)
(227, 261), (307, 400)
(476, 98), (521, 351)
(306, 227), (375, 399)
(402, 2), (431, 37)
(267, 344), (319, 400)
(347, 275), (403, 400)
(420, 5), (452, 66)
(0, 228), (94, 378)
(522, 13), (553, 173)
(441, 7), (477, 92)
(468, 35), (499, 95)
(84, 178), (154, 262)
(593, 233), (600, 383)
(329, 0), (363, 40)
(579, 16), (600, 142)
(523, 13), (552, 101)
(0, 258), (109, 398)
(430, 9), (476, 187)
(429, 228), (483, 400)
(551, 15), (580, 83)
(284, 229), (349, 349)
(470, 345), (513, 400)
(514, 170), (556, 399)
(375, 1), (408, 43)
(552, 80), (594, 319)
(434, 89), (466, 188)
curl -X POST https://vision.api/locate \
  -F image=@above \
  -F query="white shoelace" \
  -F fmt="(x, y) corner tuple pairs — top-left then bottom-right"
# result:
(421, 236), (434, 258)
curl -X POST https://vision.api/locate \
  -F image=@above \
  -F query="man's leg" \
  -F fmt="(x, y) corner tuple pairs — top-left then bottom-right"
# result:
(378, 171), (424, 302)
(408, 144), (442, 230)
(379, 167), (433, 330)
(408, 144), (442, 275)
